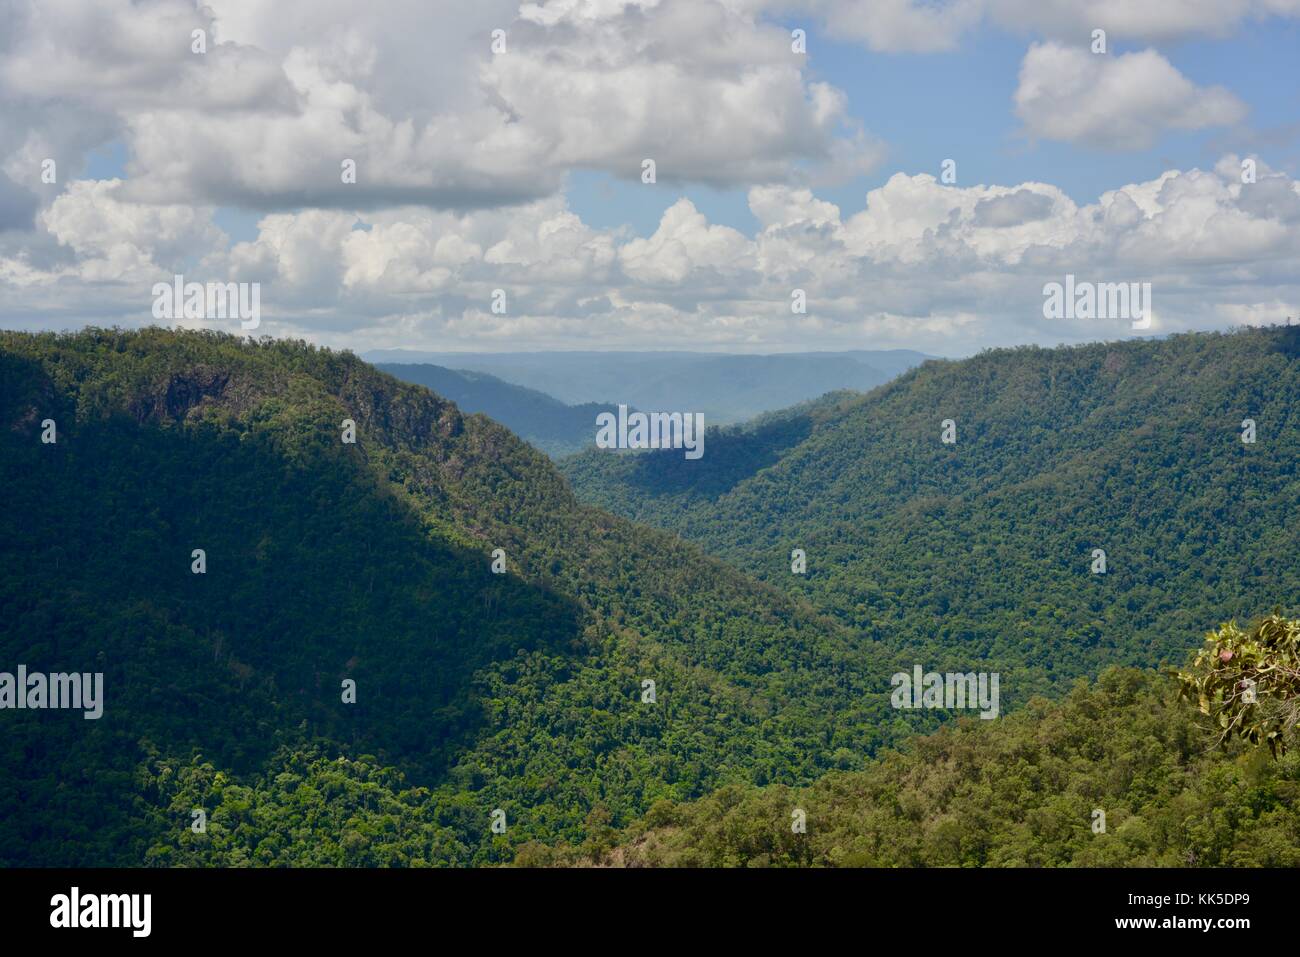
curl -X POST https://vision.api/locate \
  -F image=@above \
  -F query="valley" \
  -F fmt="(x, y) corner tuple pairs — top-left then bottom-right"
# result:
(1, 326), (1297, 868)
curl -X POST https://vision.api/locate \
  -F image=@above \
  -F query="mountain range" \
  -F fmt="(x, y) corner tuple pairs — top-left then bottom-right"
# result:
(364, 349), (930, 424)
(2, 326), (1296, 867)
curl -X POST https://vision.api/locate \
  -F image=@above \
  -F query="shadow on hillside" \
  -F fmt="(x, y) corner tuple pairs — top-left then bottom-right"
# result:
(617, 411), (818, 500)
(0, 352), (586, 860)
(1272, 324), (1300, 359)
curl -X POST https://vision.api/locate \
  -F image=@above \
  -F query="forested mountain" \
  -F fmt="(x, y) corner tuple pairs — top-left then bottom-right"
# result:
(364, 349), (929, 423)
(3, 327), (1294, 869)
(0, 328), (906, 867)
(532, 666), (1300, 867)
(562, 327), (1300, 703)
(376, 362), (615, 458)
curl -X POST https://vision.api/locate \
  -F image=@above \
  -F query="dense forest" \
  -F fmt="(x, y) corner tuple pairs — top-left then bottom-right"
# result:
(563, 327), (1300, 704)
(531, 665), (1300, 867)
(0, 328), (906, 866)
(2, 327), (1296, 867)
(522, 615), (1300, 867)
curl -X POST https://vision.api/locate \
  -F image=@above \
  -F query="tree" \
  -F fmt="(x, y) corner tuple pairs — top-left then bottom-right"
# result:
(1178, 613), (1300, 756)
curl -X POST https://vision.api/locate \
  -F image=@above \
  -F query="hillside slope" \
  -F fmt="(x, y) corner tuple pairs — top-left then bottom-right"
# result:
(0, 328), (899, 866)
(533, 668), (1300, 867)
(562, 327), (1300, 700)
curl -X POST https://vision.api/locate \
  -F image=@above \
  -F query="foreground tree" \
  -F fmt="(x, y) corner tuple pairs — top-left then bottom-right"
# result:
(1178, 613), (1300, 756)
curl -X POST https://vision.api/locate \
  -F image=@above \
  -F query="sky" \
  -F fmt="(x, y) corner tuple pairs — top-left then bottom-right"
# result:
(0, 0), (1298, 357)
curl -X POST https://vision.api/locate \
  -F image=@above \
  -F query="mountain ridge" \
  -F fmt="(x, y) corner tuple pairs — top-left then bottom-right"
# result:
(0, 326), (899, 866)
(365, 349), (931, 423)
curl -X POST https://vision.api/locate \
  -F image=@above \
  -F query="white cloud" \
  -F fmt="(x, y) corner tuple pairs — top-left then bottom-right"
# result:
(749, 185), (841, 229)
(620, 199), (754, 283)
(0, 0), (874, 212)
(1014, 43), (1247, 149)
(6, 158), (1299, 356)
(38, 179), (225, 282)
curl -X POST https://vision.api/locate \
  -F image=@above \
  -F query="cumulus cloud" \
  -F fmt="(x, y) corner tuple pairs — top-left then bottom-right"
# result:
(38, 179), (226, 282)
(0, 0), (875, 212)
(0, 0), (293, 112)
(620, 199), (754, 283)
(488, 0), (863, 188)
(1014, 43), (1247, 149)
(5, 157), (1298, 355)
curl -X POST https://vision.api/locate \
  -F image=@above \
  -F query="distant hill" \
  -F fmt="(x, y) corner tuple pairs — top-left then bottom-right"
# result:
(376, 362), (613, 457)
(363, 349), (931, 424)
